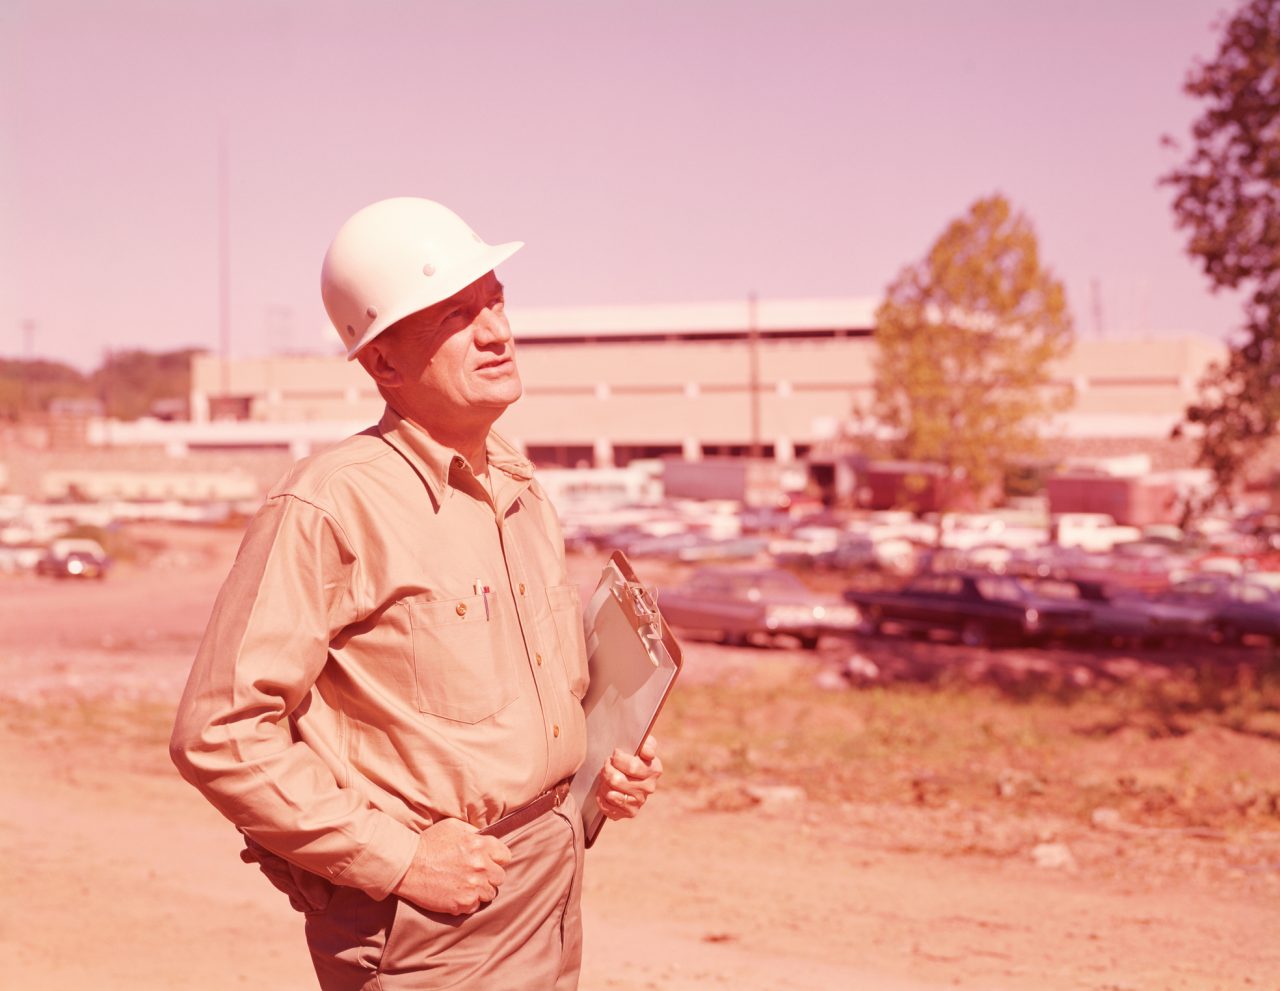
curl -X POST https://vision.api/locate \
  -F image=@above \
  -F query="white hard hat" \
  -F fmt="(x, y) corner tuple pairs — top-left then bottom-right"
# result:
(321, 197), (523, 359)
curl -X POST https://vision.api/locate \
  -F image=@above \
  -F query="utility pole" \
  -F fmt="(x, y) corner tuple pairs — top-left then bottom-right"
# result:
(748, 291), (761, 458)
(18, 319), (35, 416)
(101, 345), (113, 426)
(1090, 278), (1104, 338)
(218, 118), (231, 397)
(265, 303), (293, 355)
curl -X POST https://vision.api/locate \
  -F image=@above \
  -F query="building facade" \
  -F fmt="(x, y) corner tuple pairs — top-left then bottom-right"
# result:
(175, 296), (1222, 468)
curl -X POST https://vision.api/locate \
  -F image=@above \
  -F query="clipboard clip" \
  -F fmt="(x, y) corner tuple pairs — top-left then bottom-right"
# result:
(608, 576), (665, 664)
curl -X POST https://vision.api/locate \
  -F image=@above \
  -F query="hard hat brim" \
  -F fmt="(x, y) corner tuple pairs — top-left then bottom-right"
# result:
(344, 239), (524, 359)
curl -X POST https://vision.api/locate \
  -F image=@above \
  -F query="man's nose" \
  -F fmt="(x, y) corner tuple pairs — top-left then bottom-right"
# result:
(473, 307), (512, 345)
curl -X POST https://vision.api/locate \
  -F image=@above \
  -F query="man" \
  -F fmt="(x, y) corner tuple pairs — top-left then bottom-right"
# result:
(170, 197), (662, 990)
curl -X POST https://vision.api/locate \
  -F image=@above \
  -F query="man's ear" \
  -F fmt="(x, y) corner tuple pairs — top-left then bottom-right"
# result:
(357, 338), (403, 390)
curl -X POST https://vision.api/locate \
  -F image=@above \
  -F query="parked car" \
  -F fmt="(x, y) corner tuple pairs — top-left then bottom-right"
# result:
(1029, 577), (1215, 646)
(1051, 513), (1143, 553)
(771, 531), (874, 570)
(843, 571), (1092, 647)
(1157, 575), (1280, 645)
(1002, 543), (1103, 580)
(35, 537), (111, 579)
(676, 536), (768, 563)
(737, 507), (794, 535)
(1237, 511), (1280, 551)
(657, 566), (861, 649)
(620, 531), (708, 559)
(937, 512), (1045, 551)
(822, 533), (922, 573)
(768, 526), (844, 566)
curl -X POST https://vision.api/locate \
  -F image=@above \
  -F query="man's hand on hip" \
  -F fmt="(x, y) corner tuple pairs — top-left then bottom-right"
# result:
(596, 735), (663, 821)
(392, 818), (512, 915)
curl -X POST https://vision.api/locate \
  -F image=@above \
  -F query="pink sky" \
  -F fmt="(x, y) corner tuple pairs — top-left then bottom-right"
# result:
(0, 0), (1246, 369)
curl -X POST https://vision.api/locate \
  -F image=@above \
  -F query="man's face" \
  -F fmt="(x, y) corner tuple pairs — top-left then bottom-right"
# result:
(370, 271), (522, 427)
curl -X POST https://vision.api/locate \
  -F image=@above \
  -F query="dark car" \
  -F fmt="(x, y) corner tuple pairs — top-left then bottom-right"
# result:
(1029, 577), (1216, 646)
(843, 571), (1092, 647)
(1157, 575), (1280, 645)
(35, 538), (111, 580)
(657, 566), (861, 650)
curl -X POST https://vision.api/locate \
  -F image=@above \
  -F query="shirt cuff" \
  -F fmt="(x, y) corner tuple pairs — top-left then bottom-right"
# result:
(334, 812), (421, 901)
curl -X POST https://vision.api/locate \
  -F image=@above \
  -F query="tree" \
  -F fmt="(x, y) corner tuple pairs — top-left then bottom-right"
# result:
(91, 348), (202, 420)
(0, 358), (90, 420)
(872, 194), (1074, 509)
(1163, 0), (1280, 504)
(0, 348), (201, 420)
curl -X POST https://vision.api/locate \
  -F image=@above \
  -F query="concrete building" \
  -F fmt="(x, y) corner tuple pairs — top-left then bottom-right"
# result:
(185, 297), (879, 465)
(172, 296), (1223, 469)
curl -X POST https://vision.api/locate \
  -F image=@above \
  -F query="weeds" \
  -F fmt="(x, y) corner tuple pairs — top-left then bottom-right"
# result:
(658, 667), (1280, 832)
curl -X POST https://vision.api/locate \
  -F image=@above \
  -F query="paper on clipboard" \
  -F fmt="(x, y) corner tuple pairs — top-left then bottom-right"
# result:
(569, 551), (682, 848)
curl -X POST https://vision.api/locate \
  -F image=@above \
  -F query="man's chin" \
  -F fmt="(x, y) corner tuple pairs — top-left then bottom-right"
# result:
(478, 381), (523, 409)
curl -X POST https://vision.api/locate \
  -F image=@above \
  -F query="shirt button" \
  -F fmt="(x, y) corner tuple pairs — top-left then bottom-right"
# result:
(553, 724), (560, 738)
(535, 652), (543, 666)
(455, 602), (467, 617)
(519, 583), (526, 595)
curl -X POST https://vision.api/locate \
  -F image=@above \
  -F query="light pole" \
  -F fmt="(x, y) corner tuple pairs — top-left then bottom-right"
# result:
(748, 291), (761, 459)
(218, 119), (231, 399)
(18, 319), (35, 416)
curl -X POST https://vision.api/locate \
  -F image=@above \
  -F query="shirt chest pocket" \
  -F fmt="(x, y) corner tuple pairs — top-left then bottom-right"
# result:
(406, 594), (519, 723)
(546, 584), (590, 700)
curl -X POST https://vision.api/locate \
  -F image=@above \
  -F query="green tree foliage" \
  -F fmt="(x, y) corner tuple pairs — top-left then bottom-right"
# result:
(0, 348), (201, 420)
(92, 348), (201, 420)
(0, 358), (91, 420)
(1164, 0), (1280, 502)
(873, 195), (1074, 507)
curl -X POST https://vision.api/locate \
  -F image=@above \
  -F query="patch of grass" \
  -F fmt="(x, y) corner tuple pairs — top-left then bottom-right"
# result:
(1, 698), (176, 773)
(662, 679), (1057, 804)
(1067, 659), (1280, 740)
(657, 671), (1280, 832)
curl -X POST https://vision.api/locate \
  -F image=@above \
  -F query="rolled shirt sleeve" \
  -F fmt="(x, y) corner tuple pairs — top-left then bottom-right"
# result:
(170, 493), (419, 900)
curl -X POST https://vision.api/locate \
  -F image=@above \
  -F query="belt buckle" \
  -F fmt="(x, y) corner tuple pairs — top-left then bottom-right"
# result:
(552, 779), (571, 807)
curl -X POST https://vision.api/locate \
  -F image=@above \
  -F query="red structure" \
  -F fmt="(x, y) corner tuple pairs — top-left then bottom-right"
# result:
(1046, 472), (1179, 526)
(857, 461), (994, 513)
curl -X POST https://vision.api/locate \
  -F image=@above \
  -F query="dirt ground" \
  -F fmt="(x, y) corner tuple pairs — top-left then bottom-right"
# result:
(1, 523), (1278, 991)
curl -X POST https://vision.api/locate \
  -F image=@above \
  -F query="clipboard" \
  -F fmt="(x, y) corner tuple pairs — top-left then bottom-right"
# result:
(569, 551), (683, 848)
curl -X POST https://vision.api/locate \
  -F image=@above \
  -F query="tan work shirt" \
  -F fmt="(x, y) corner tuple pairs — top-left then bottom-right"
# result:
(170, 407), (589, 902)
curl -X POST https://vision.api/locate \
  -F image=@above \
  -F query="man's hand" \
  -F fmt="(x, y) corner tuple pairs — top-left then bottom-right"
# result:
(392, 818), (512, 915)
(596, 736), (663, 821)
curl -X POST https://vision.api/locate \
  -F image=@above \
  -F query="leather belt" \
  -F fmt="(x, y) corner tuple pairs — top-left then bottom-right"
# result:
(480, 779), (573, 839)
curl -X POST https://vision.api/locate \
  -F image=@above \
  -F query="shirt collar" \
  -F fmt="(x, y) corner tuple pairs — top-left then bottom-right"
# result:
(377, 406), (535, 510)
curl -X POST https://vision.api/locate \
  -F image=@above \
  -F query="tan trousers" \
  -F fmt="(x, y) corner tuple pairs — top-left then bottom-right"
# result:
(303, 801), (584, 991)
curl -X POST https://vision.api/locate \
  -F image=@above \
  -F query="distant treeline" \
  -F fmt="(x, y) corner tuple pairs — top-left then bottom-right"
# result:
(0, 348), (204, 421)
